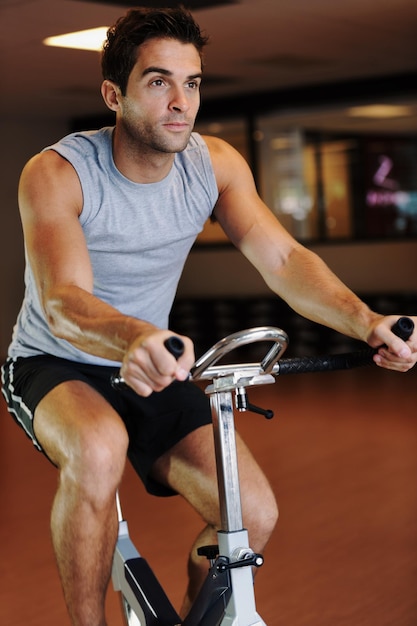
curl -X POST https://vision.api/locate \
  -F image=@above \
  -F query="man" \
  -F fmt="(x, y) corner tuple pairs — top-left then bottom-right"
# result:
(2, 7), (416, 626)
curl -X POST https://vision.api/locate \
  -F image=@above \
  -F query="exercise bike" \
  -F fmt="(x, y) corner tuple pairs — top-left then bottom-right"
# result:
(111, 317), (414, 626)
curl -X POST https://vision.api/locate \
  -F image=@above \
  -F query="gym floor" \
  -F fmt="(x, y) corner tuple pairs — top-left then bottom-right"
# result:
(1, 365), (417, 625)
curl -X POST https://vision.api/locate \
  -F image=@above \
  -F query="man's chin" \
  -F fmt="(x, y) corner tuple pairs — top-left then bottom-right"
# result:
(159, 134), (193, 154)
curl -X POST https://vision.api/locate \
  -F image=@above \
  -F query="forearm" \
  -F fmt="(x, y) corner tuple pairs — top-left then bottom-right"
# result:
(43, 284), (155, 362)
(260, 245), (381, 343)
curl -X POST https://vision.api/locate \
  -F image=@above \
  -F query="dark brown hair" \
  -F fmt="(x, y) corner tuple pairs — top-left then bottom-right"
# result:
(101, 6), (209, 94)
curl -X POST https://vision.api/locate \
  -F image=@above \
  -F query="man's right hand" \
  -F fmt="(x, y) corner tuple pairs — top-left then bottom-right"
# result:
(120, 330), (194, 396)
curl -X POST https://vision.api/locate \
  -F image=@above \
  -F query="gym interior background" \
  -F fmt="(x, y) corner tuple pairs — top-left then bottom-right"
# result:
(1, 0), (417, 359)
(1, 1), (417, 625)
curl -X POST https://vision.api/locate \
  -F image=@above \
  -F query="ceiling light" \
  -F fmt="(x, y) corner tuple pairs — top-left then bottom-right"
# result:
(43, 27), (109, 52)
(347, 104), (413, 118)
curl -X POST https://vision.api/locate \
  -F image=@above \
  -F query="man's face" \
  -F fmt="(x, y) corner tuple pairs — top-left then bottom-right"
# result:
(116, 37), (203, 154)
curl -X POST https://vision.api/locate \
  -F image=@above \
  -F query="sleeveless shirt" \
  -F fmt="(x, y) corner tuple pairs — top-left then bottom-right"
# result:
(8, 127), (218, 365)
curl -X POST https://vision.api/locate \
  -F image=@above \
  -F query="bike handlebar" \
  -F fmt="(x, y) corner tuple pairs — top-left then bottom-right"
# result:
(190, 316), (414, 382)
(190, 326), (289, 380)
(110, 317), (414, 388)
(274, 316), (414, 376)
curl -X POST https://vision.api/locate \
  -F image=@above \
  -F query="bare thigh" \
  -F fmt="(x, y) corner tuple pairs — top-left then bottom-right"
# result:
(151, 424), (278, 532)
(34, 380), (129, 487)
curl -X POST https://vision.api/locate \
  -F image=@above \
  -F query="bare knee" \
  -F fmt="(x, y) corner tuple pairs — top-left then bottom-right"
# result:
(236, 436), (279, 549)
(61, 421), (128, 507)
(242, 482), (278, 549)
(34, 383), (129, 508)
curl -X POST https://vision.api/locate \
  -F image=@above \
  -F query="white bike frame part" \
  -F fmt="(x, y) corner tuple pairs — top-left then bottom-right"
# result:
(212, 388), (265, 626)
(194, 327), (289, 625)
(112, 326), (289, 626)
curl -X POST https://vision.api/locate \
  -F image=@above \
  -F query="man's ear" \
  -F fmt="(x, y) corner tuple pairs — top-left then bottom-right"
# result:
(101, 80), (122, 112)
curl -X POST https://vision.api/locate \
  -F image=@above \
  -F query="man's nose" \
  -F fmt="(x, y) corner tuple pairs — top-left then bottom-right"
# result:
(169, 86), (189, 113)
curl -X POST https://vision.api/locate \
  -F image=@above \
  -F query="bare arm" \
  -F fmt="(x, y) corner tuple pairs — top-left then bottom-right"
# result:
(205, 135), (417, 371)
(19, 151), (193, 395)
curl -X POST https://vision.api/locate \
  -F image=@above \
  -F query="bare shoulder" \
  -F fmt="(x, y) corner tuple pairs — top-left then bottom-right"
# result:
(19, 149), (93, 295)
(19, 150), (83, 220)
(201, 134), (255, 192)
(201, 134), (232, 155)
(202, 134), (249, 167)
(21, 149), (78, 184)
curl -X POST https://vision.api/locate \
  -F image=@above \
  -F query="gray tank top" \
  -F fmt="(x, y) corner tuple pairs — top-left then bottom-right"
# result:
(8, 127), (218, 365)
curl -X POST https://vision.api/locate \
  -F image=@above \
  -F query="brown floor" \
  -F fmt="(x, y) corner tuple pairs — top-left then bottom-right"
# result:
(1, 365), (417, 625)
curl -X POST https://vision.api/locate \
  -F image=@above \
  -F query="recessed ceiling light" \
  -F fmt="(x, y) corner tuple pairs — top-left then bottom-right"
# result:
(347, 104), (413, 118)
(43, 27), (109, 52)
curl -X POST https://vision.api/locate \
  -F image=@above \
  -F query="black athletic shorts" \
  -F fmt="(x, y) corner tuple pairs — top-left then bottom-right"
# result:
(1, 355), (212, 497)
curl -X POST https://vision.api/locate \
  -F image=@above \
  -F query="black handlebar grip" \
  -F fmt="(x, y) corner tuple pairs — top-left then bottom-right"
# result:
(164, 336), (185, 360)
(390, 316), (414, 341)
(277, 351), (375, 375)
(277, 316), (414, 376)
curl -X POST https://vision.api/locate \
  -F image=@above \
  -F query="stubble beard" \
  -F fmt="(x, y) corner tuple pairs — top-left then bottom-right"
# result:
(121, 116), (194, 156)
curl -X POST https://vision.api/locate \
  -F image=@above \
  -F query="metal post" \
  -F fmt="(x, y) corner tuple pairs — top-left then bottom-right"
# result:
(210, 391), (243, 532)
(210, 390), (266, 625)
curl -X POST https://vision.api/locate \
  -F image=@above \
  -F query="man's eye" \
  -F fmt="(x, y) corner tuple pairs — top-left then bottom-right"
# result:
(151, 79), (165, 87)
(188, 81), (200, 89)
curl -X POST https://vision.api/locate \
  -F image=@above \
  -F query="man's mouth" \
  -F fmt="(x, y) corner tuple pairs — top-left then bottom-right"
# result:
(163, 121), (190, 131)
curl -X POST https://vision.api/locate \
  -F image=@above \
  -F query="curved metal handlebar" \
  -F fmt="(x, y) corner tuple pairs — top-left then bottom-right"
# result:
(190, 317), (414, 383)
(190, 326), (289, 381)
(111, 318), (413, 389)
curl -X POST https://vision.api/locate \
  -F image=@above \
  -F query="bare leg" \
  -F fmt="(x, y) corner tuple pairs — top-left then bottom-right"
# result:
(34, 381), (129, 626)
(151, 424), (278, 618)
(50, 475), (118, 626)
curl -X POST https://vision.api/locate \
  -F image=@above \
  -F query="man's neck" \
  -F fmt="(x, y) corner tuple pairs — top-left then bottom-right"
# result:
(112, 127), (176, 184)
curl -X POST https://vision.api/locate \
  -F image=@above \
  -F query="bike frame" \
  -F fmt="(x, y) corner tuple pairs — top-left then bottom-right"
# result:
(111, 317), (414, 625)
(112, 326), (289, 626)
